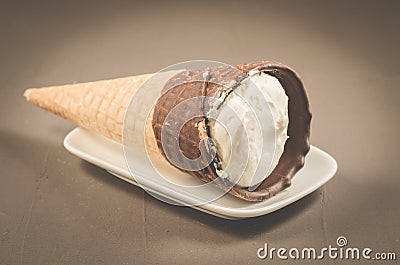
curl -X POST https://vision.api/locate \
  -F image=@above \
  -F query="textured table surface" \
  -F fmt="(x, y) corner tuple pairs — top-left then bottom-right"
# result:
(1, 1), (399, 264)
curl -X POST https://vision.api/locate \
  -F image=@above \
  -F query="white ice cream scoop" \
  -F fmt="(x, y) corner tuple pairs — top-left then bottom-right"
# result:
(209, 72), (289, 188)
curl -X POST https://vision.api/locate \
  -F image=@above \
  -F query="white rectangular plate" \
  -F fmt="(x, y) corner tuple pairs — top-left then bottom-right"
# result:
(64, 127), (337, 219)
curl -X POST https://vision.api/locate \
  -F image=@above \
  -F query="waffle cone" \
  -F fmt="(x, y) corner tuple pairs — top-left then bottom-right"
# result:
(24, 74), (153, 143)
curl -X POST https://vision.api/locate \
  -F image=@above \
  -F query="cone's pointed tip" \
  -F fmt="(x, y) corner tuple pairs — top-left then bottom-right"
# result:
(23, 88), (33, 102)
(24, 88), (42, 105)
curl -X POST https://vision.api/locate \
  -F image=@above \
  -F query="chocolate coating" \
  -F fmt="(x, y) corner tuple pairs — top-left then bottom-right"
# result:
(152, 61), (312, 201)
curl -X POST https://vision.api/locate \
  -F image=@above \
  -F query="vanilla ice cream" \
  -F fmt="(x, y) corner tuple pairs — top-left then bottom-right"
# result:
(209, 72), (289, 188)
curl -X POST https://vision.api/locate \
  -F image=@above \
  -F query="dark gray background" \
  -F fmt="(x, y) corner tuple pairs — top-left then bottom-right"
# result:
(0, 0), (399, 264)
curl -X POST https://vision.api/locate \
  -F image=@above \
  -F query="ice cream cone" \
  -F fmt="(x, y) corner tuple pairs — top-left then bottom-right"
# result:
(24, 62), (312, 201)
